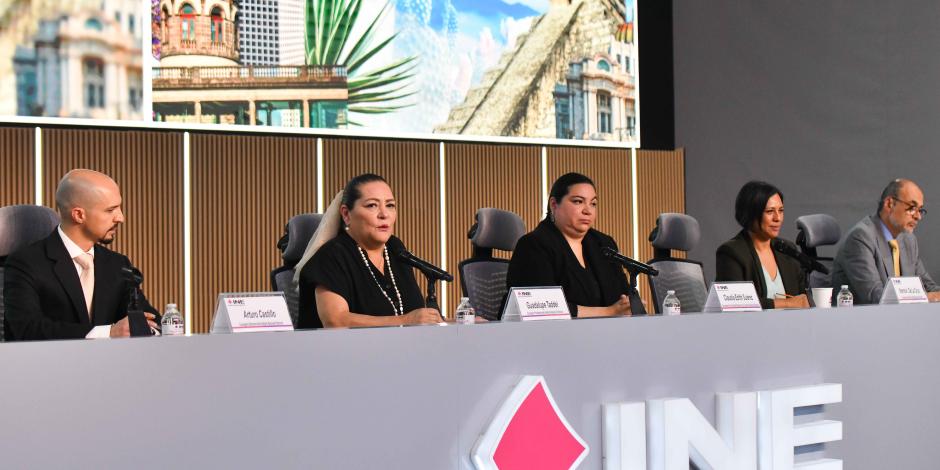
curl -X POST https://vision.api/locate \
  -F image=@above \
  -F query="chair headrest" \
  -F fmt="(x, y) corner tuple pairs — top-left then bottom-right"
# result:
(281, 213), (323, 264)
(795, 214), (841, 248)
(0, 205), (59, 257)
(649, 213), (700, 252)
(469, 208), (526, 251)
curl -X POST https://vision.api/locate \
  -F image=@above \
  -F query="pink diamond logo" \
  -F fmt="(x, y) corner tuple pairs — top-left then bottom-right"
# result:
(472, 376), (589, 469)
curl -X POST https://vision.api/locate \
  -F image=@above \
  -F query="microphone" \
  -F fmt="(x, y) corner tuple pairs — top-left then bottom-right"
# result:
(771, 238), (830, 275)
(603, 246), (659, 276)
(121, 266), (143, 284)
(397, 249), (454, 282)
(601, 246), (651, 315)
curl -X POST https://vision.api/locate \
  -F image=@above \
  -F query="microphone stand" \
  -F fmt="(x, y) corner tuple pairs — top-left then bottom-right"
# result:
(398, 252), (452, 316)
(122, 267), (153, 337)
(602, 247), (653, 316)
(423, 274), (441, 312)
(625, 268), (647, 316)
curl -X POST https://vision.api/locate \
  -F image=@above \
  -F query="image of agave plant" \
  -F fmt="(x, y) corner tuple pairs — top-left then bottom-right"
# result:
(306, 0), (418, 123)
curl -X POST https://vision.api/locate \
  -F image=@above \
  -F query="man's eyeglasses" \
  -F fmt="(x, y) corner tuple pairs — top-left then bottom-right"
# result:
(892, 197), (927, 217)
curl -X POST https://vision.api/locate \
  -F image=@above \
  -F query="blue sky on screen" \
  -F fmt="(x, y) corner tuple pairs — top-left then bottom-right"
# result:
(424, 0), (632, 44)
(444, 0), (540, 30)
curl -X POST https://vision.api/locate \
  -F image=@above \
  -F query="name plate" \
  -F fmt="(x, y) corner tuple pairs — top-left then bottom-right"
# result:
(703, 282), (763, 312)
(880, 277), (928, 304)
(501, 287), (571, 321)
(211, 292), (294, 334)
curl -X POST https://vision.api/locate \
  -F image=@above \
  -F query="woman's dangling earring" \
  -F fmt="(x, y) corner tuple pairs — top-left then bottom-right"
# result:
(549, 211), (555, 223)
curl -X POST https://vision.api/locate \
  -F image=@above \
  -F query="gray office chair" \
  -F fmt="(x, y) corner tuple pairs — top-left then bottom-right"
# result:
(0, 205), (60, 341)
(646, 213), (708, 314)
(458, 208), (526, 321)
(795, 214), (841, 288)
(271, 213), (322, 326)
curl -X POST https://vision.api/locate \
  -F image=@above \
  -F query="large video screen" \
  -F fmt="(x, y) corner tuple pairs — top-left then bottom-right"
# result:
(2, 0), (638, 146)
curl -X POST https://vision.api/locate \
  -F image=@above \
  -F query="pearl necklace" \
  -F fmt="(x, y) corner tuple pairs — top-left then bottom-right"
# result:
(357, 245), (403, 316)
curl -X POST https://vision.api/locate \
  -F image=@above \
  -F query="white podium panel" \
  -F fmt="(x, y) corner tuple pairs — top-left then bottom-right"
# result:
(2, 304), (939, 468)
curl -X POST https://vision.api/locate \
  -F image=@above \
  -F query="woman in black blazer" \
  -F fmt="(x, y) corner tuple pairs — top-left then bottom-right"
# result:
(715, 181), (809, 309)
(507, 173), (633, 317)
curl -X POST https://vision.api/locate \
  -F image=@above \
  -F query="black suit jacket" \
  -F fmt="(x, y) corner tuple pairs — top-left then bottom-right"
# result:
(715, 231), (807, 309)
(3, 231), (157, 341)
(507, 220), (631, 316)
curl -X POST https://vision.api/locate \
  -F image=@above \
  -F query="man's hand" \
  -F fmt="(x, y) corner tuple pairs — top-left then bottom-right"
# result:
(927, 291), (940, 303)
(110, 313), (158, 338)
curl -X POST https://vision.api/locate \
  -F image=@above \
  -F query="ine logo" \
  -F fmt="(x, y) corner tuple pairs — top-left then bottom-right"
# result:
(604, 383), (842, 470)
(473, 376), (843, 470)
(226, 299), (246, 306)
(472, 376), (588, 470)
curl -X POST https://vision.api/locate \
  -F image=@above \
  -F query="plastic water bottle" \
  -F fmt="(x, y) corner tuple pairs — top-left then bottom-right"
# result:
(161, 303), (184, 336)
(837, 285), (854, 307)
(455, 297), (476, 325)
(662, 290), (681, 315)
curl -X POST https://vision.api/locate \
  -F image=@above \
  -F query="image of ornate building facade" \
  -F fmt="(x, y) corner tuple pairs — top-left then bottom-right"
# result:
(7, 0), (143, 119)
(153, 0), (348, 128)
(554, 38), (636, 141)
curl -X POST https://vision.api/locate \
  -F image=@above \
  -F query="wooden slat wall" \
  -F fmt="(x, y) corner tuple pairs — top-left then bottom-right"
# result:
(0, 127), (35, 206)
(322, 138), (441, 301)
(444, 143), (542, 317)
(190, 133), (317, 332)
(42, 128), (185, 318)
(6, 121), (686, 326)
(636, 149), (686, 308)
(546, 146), (634, 262)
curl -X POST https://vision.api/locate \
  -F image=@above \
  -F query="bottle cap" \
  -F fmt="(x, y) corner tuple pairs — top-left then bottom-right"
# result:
(841, 285), (848, 289)
(666, 290), (675, 295)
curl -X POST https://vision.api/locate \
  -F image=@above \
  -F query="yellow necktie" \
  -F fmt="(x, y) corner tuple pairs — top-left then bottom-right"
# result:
(888, 239), (901, 277)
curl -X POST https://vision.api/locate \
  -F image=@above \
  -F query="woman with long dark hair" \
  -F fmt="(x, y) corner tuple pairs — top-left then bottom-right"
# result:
(294, 174), (441, 329)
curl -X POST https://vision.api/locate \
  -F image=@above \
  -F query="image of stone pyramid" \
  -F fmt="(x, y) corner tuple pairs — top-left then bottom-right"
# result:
(435, 0), (626, 139)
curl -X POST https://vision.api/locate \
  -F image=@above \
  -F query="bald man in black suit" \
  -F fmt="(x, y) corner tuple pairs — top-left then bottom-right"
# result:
(3, 169), (158, 341)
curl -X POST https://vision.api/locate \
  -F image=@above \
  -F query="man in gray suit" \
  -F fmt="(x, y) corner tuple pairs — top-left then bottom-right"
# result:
(832, 179), (940, 304)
